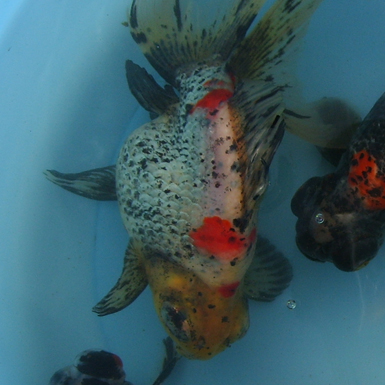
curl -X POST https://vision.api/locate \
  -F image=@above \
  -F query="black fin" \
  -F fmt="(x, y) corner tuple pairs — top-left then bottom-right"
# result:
(44, 166), (117, 201)
(129, 0), (264, 86)
(151, 337), (181, 385)
(93, 241), (148, 316)
(244, 236), (293, 301)
(126, 59), (179, 118)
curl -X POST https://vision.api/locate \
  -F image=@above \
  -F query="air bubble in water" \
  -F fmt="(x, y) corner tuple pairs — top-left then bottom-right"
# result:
(287, 299), (296, 309)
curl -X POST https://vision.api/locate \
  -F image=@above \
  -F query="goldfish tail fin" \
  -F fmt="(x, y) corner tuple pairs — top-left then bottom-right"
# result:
(44, 166), (117, 201)
(244, 236), (292, 301)
(283, 97), (362, 148)
(128, 0), (265, 86)
(93, 241), (148, 316)
(230, 0), (322, 84)
(231, 80), (285, 207)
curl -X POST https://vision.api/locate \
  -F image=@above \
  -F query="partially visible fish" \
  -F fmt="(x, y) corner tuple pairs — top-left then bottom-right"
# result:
(45, 0), (323, 359)
(292, 92), (385, 271)
(49, 337), (179, 385)
(284, 97), (361, 149)
(49, 349), (132, 385)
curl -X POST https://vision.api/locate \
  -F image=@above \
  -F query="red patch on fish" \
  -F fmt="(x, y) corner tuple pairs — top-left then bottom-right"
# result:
(190, 89), (233, 115)
(112, 354), (123, 368)
(348, 150), (385, 209)
(190, 216), (255, 260)
(203, 79), (228, 88)
(218, 281), (240, 298)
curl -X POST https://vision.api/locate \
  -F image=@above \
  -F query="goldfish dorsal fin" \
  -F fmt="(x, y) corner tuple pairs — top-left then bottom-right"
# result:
(93, 241), (148, 316)
(125, 60), (179, 118)
(44, 166), (117, 201)
(128, 0), (266, 86)
(243, 236), (292, 301)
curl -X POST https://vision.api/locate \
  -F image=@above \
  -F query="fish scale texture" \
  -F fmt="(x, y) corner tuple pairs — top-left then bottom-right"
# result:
(117, 111), (205, 259)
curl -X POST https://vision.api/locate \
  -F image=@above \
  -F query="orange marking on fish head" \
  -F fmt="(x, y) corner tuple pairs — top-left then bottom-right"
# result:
(112, 354), (123, 368)
(348, 150), (385, 209)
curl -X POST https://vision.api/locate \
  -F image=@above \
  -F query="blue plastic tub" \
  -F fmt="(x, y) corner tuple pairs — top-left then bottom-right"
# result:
(1, 1), (385, 384)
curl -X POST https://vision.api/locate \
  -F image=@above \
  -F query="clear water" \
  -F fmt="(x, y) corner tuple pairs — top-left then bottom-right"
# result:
(1, 0), (385, 384)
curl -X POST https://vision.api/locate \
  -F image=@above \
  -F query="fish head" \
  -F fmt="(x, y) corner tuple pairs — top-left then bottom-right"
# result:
(74, 350), (127, 382)
(145, 257), (249, 359)
(49, 350), (131, 385)
(291, 174), (384, 271)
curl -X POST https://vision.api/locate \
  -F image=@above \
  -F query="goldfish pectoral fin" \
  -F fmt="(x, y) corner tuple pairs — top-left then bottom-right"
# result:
(129, 0), (264, 85)
(92, 241), (148, 316)
(283, 97), (362, 148)
(44, 165), (117, 201)
(231, 80), (285, 204)
(230, 0), (322, 83)
(125, 59), (178, 119)
(243, 236), (293, 301)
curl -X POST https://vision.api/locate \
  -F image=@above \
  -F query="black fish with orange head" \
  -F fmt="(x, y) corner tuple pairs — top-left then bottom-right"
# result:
(292, 93), (385, 271)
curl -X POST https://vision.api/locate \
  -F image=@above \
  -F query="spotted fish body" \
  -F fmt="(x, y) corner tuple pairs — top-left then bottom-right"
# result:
(118, 65), (258, 290)
(45, 0), (322, 360)
(116, 60), (280, 358)
(292, 92), (385, 272)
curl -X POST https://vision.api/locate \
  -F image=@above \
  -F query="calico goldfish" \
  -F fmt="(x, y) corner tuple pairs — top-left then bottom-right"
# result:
(45, 0), (323, 359)
(292, 92), (385, 271)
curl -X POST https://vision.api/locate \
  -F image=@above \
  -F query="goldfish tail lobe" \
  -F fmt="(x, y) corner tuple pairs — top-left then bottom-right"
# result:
(283, 97), (362, 148)
(230, 0), (323, 84)
(128, 0), (265, 86)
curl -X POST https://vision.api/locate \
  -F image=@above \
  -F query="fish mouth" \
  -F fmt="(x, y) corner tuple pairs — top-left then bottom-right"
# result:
(295, 232), (379, 272)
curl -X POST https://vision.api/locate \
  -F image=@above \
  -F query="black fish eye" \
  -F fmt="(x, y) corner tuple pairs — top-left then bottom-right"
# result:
(161, 302), (191, 342)
(314, 212), (325, 224)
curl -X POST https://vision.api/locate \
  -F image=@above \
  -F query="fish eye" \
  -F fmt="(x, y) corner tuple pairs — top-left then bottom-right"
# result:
(314, 212), (325, 224)
(161, 302), (191, 342)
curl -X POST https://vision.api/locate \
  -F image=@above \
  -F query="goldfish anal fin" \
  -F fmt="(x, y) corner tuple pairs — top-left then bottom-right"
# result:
(128, 0), (265, 86)
(125, 59), (179, 118)
(93, 241), (148, 316)
(44, 166), (117, 201)
(243, 236), (293, 301)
